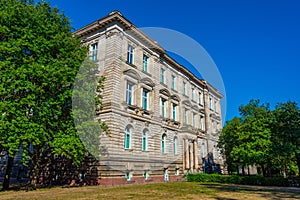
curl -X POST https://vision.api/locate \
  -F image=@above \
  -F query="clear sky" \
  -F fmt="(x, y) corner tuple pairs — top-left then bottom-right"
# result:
(49, 0), (300, 122)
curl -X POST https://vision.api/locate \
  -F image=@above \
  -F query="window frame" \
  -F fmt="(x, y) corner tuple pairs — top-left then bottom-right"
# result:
(143, 54), (148, 72)
(160, 98), (167, 118)
(124, 126), (131, 149)
(191, 88), (195, 101)
(142, 129), (147, 151)
(161, 134), (167, 154)
(171, 75), (176, 90)
(184, 109), (188, 124)
(198, 91), (202, 105)
(126, 82), (133, 105)
(90, 43), (98, 61)
(160, 68), (165, 84)
(193, 113), (197, 128)
(183, 82), (186, 95)
(127, 44), (134, 64)
(173, 136), (178, 155)
(142, 88), (149, 110)
(125, 172), (131, 181)
(172, 103), (177, 121)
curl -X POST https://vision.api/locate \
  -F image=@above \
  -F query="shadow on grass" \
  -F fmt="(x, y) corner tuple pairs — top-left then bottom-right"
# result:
(202, 183), (300, 200)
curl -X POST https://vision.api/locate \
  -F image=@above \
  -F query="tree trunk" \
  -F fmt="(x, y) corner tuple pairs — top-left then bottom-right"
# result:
(242, 165), (245, 175)
(283, 163), (287, 178)
(260, 164), (266, 176)
(2, 156), (14, 190)
(30, 158), (38, 189)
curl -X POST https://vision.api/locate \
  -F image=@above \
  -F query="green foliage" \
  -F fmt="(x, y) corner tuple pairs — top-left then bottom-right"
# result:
(219, 99), (300, 176)
(187, 173), (290, 187)
(72, 59), (109, 158)
(0, 0), (107, 186)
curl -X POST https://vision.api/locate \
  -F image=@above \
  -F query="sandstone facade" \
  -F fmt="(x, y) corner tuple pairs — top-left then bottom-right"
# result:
(73, 11), (223, 185)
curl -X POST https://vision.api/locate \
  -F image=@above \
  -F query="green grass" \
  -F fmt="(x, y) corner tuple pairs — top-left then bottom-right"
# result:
(0, 182), (300, 200)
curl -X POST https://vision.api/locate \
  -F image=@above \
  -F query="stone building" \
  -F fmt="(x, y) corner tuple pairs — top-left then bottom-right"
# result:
(73, 11), (223, 185)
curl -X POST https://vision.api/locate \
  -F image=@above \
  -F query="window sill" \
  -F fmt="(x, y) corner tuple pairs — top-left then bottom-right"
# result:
(124, 148), (133, 152)
(191, 99), (197, 104)
(126, 61), (137, 68)
(141, 70), (152, 77)
(160, 82), (168, 87)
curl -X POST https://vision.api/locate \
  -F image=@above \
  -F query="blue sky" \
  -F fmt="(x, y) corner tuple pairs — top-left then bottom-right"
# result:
(49, 0), (300, 122)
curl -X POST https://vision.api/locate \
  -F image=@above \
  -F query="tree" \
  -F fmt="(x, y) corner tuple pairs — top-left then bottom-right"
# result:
(0, 0), (92, 189)
(218, 117), (241, 174)
(272, 101), (300, 176)
(219, 100), (300, 177)
(219, 100), (273, 176)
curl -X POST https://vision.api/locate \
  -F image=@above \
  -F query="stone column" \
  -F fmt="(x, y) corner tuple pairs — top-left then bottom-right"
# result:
(185, 139), (190, 169)
(193, 140), (198, 169)
(190, 142), (194, 171)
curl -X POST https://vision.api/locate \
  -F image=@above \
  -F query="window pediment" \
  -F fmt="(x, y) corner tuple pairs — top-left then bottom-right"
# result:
(182, 100), (191, 107)
(159, 88), (171, 97)
(192, 105), (199, 111)
(171, 94), (180, 102)
(123, 69), (141, 81)
(140, 77), (155, 88)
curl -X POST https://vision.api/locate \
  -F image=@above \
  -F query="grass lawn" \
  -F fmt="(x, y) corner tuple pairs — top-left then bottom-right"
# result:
(0, 182), (300, 200)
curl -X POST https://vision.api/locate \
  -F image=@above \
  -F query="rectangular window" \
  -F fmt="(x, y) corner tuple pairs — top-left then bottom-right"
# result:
(160, 68), (165, 84)
(191, 88), (195, 101)
(127, 44), (134, 64)
(209, 98), (213, 109)
(183, 82), (186, 95)
(172, 103), (177, 121)
(126, 82), (133, 105)
(198, 92), (202, 105)
(142, 89), (149, 110)
(214, 100), (217, 111)
(160, 98), (166, 118)
(171, 75), (176, 90)
(124, 127), (131, 149)
(143, 54), (148, 72)
(200, 116), (203, 130)
(142, 131), (147, 151)
(91, 43), (98, 61)
(184, 109), (188, 124)
(193, 113), (197, 128)
(162, 135), (166, 154)
(125, 172), (130, 181)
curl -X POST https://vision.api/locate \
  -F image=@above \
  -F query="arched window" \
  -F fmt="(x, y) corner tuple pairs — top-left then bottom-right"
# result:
(142, 129), (147, 151)
(162, 134), (167, 154)
(173, 136), (178, 155)
(124, 126), (131, 149)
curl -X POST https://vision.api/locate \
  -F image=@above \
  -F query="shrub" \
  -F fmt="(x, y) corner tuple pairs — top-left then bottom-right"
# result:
(187, 173), (292, 187)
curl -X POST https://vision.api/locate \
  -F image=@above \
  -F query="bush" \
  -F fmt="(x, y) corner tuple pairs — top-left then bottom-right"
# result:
(187, 173), (292, 187)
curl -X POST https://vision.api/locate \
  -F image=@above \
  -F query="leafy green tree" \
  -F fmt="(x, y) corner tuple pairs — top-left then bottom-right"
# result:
(219, 100), (273, 176)
(0, 0), (95, 189)
(272, 101), (300, 176)
(218, 117), (241, 174)
(220, 100), (300, 177)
